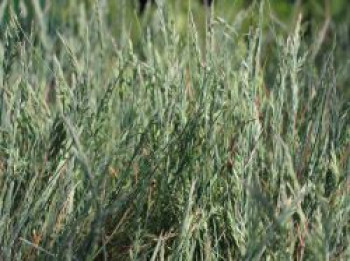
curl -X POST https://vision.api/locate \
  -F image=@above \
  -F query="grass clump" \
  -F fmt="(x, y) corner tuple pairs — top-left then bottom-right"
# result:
(0, 1), (349, 260)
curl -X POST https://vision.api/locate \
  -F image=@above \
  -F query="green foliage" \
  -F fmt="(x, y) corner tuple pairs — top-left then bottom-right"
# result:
(0, 1), (349, 260)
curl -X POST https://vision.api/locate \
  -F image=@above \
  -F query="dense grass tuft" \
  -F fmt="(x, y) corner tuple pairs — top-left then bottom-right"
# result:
(0, 1), (349, 260)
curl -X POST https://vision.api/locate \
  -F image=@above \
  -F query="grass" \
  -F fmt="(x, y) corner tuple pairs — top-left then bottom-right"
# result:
(0, 1), (349, 260)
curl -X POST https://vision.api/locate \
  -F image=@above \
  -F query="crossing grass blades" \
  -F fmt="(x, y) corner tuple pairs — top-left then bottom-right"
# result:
(0, 1), (349, 260)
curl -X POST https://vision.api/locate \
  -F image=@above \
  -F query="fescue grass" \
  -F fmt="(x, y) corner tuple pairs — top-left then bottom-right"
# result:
(0, 1), (349, 260)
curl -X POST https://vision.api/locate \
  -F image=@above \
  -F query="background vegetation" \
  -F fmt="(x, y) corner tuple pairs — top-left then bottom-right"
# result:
(0, 0), (349, 260)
